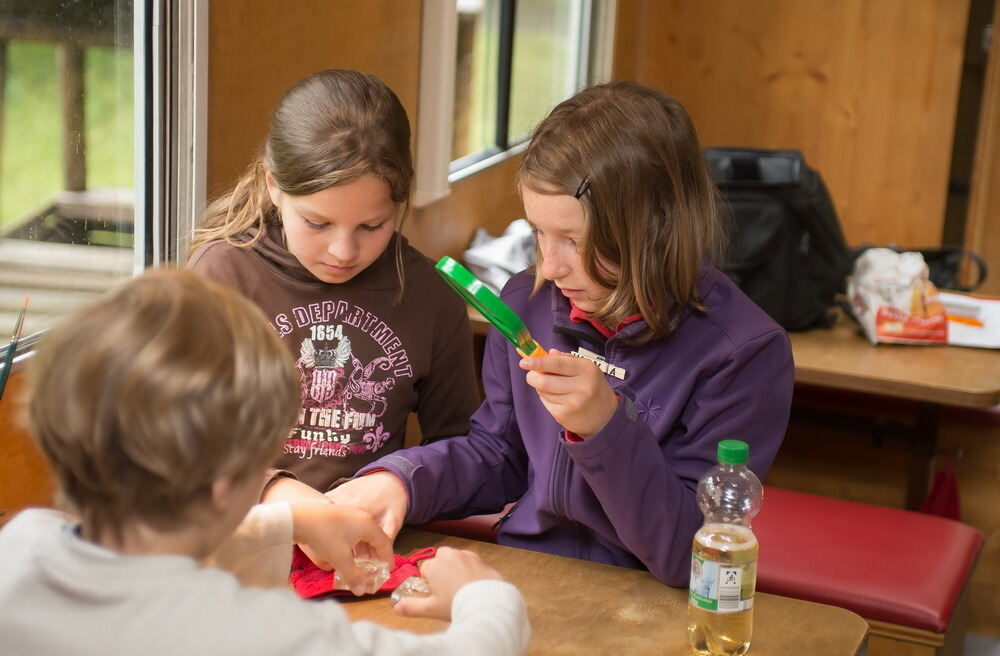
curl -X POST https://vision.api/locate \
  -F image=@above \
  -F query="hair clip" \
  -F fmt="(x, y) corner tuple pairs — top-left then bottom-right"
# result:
(574, 176), (591, 199)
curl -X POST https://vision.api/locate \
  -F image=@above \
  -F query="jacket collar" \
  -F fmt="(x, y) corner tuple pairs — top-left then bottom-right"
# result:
(547, 259), (719, 343)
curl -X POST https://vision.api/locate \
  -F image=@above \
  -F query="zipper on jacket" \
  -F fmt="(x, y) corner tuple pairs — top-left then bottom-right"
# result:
(492, 502), (519, 531)
(549, 443), (570, 517)
(553, 324), (606, 354)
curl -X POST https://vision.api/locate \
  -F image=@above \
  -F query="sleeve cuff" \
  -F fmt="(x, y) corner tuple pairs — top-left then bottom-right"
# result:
(203, 502), (294, 588)
(261, 468), (297, 501)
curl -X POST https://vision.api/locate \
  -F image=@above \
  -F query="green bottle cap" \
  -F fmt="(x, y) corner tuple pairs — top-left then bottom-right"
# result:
(717, 439), (749, 465)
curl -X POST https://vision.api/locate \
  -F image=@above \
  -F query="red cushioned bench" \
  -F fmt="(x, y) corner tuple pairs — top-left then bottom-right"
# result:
(755, 486), (982, 656)
(420, 487), (983, 656)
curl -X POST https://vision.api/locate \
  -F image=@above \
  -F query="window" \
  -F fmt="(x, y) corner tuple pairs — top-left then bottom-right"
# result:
(413, 0), (614, 206)
(0, 0), (138, 343)
(0, 1), (204, 369)
(452, 0), (593, 170)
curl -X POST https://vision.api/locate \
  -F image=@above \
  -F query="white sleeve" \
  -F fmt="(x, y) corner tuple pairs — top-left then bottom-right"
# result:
(202, 502), (293, 588)
(214, 569), (529, 656)
(343, 580), (531, 656)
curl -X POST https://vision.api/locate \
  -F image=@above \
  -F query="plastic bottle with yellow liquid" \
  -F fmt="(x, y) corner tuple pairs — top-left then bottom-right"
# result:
(687, 439), (762, 656)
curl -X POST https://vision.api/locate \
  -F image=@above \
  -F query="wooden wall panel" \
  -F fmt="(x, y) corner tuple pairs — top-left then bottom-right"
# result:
(0, 369), (55, 524)
(613, 0), (970, 248)
(965, 0), (1000, 296)
(207, 1), (421, 199)
(407, 155), (525, 260)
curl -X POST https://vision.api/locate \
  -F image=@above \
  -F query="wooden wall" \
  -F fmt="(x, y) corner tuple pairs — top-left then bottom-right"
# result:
(410, 156), (525, 259)
(613, 0), (970, 249)
(207, 0), (422, 199)
(965, 0), (1000, 296)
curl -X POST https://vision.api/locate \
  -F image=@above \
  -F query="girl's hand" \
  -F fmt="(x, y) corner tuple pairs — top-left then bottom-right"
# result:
(392, 546), (504, 621)
(289, 503), (395, 596)
(324, 472), (408, 540)
(519, 349), (618, 439)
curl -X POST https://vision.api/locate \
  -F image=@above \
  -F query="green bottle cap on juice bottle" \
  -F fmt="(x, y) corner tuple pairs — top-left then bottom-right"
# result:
(717, 439), (749, 465)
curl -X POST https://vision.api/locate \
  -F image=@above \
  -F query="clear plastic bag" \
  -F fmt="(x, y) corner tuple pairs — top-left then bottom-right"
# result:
(846, 248), (946, 345)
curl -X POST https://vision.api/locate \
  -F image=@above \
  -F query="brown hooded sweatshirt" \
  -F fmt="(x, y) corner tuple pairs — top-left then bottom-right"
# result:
(188, 226), (479, 491)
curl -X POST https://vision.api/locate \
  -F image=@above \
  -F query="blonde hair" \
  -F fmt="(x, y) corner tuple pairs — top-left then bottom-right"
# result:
(26, 269), (300, 541)
(191, 70), (414, 298)
(518, 80), (725, 344)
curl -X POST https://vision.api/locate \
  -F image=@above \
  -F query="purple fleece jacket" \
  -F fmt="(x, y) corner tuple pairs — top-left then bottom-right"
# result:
(357, 265), (793, 586)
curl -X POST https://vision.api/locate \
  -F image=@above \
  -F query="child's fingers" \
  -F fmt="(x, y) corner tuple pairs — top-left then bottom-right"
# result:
(364, 535), (395, 568)
(518, 349), (590, 377)
(393, 595), (447, 621)
(301, 544), (334, 571)
(373, 510), (404, 542)
(352, 542), (374, 561)
(347, 511), (395, 563)
(519, 352), (561, 372)
(524, 370), (579, 397)
(333, 559), (368, 596)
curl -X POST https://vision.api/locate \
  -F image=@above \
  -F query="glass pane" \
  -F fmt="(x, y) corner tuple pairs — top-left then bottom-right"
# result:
(0, 0), (134, 340)
(452, 0), (500, 161)
(509, 0), (585, 144)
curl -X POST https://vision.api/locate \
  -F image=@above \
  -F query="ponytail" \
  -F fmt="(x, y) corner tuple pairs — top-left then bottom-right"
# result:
(190, 157), (276, 254)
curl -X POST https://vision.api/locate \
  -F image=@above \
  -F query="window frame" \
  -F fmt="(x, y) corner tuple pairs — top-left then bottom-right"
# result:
(140, 0), (208, 267)
(2, 0), (206, 372)
(413, 0), (615, 208)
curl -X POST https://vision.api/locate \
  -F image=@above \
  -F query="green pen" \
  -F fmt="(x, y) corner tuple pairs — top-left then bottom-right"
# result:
(435, 256), (547, 358)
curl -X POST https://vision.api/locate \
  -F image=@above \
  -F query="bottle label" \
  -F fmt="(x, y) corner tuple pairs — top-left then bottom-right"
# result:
(688, 553), (756, 613)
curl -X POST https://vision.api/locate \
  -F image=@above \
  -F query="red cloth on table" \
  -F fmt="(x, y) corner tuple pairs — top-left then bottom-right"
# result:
(289, 546), (436, 600)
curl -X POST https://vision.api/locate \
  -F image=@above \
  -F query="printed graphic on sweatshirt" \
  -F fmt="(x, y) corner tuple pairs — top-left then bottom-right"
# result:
(269, 301), (414, 461)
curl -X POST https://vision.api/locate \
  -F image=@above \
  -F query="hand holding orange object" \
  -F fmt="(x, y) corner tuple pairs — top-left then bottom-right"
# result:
(519, 349), (618, 439)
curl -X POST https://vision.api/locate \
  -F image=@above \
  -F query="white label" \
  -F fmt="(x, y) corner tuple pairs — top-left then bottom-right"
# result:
(717, 566), (742, 611)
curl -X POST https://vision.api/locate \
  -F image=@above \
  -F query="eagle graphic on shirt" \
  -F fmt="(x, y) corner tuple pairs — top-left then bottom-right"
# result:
(291, 328), (398, 456)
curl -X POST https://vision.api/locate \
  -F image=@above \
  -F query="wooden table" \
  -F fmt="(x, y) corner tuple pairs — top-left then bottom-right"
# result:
(790, 308), (1000, 408)
(789, 308), (1000, 508)
(341, 530), (869, 656)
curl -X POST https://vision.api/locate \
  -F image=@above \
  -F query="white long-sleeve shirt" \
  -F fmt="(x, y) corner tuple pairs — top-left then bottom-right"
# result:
(0, 507), (530, 656)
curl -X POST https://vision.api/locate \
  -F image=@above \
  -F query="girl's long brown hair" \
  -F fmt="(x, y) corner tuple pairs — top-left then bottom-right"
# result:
(519, 80), (725, 344)
(191, 70), (414, 296)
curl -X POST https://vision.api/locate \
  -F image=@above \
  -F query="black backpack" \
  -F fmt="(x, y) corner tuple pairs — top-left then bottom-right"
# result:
(705, 148), (851, 331)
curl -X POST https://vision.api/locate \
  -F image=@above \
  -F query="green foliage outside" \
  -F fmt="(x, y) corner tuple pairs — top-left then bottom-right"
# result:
(0, 41), (133, 228)
(459, 0), (576, 161)
(509, 31), (571, 144)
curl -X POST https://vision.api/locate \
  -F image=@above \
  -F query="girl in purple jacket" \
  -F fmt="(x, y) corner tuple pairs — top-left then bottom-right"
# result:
(330, 81), (794, 587)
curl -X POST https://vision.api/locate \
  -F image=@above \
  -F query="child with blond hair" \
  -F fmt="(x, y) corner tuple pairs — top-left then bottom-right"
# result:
(0, 270), (528, 656)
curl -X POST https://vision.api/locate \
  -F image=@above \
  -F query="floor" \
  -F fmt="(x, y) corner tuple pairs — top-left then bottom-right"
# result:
(966, 634), (1000, 656)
